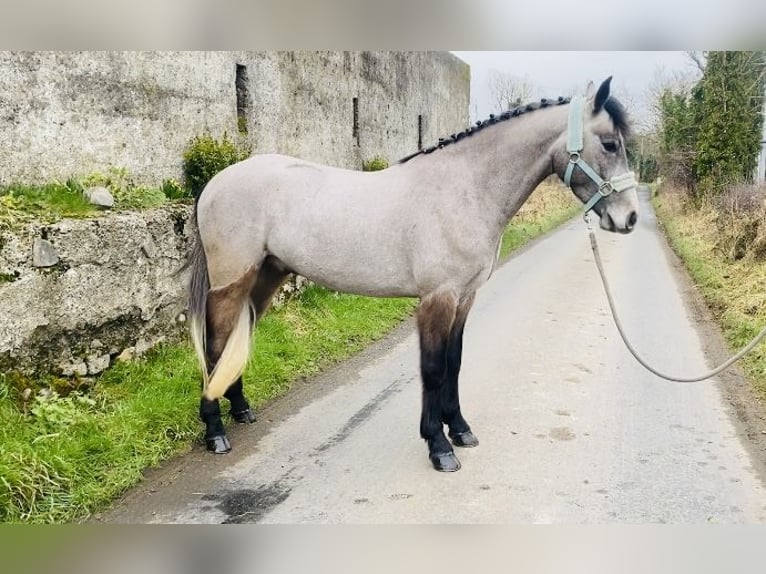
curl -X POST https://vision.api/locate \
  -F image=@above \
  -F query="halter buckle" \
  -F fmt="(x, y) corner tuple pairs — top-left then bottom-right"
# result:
(598, 180), (614, 197)
(569, 152), (580, 163)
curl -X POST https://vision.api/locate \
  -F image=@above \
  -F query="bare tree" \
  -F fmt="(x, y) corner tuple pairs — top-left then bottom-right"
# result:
(686, 51), (707, 73)
(488, 69), (535, 111)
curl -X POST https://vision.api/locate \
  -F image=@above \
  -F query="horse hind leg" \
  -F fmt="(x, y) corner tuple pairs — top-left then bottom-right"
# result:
(199, 265), (258, 453)
(220, 257), (291, 427)
(224, 377), (256, 424)
(442, 292), (479, 448)
(251, 256), (292, 319)
(417, 290), (460, 471)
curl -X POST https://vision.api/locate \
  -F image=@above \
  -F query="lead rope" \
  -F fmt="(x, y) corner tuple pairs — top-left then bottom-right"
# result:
(585, 214), (766, 383)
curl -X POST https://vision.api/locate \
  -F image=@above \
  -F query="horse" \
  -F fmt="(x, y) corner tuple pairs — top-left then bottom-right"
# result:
(186, 76), (638, 472)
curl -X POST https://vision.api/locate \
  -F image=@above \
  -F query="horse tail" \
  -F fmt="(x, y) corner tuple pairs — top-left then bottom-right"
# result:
(187, 225), (211, 389)
(186, 190), (256, 400)
(204, 297), (254, 400)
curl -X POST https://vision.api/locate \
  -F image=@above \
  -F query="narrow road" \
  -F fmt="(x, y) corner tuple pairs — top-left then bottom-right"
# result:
(99, 188), (766, 523)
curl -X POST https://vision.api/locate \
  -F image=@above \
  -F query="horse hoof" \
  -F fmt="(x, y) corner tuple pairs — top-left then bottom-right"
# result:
(231, 408), (256, 424)
(430, 452), (461, 472)
(206, 435), (231, 454)
(450, 431), (479, 448)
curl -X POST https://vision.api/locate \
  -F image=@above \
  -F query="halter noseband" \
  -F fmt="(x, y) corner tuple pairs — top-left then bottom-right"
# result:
(563, 96), (637, 216)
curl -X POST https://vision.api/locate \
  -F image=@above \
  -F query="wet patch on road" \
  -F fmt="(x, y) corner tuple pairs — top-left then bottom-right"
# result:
(203, 483), (292, 524)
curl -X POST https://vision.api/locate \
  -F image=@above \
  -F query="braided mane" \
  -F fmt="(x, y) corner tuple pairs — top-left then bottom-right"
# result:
(398, 95), (630, 164)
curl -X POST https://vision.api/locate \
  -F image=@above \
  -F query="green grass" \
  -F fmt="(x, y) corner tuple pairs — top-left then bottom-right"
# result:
(654, 193), (766, 397)
(0, 170), (188, 231)
(0, 181), (95, 226)
(0, 181), (579, 523)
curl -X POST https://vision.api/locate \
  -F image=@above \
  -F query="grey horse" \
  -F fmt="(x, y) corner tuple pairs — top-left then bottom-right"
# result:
(187, 76), (638, 472)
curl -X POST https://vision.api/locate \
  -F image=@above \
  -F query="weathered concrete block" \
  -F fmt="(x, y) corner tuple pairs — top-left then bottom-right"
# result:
(32, 238), (59, 267)
(0, 205), (194, 375)
(0, 202), (317, 377)
(60, 361), (88, 377)
(87, 354), (111, 375)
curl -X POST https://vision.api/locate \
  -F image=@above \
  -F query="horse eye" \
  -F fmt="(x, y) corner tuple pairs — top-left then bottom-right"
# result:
(602, 140), (619, 153)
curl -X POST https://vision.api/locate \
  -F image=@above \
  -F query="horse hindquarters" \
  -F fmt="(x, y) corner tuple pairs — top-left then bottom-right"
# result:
(191, 262), (259, 453)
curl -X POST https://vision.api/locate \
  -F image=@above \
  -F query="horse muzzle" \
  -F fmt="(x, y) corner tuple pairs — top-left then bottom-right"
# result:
(600, 207), (638, 234)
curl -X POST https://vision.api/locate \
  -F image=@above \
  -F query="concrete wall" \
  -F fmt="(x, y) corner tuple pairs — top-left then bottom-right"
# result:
(0, 51), (469, 185)
(0, 205), (194, 374)
(0, 204), (309, 375)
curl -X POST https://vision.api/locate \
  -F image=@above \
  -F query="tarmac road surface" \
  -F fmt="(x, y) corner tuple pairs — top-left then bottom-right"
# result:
(98, 187), (766, 523)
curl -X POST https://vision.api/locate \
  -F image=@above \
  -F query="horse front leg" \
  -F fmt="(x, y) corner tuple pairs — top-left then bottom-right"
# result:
(442, 293), (479, 448)
(417, 291), (460, 471)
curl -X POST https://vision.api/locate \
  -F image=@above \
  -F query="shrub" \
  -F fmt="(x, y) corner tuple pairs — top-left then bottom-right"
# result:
(656, 52), (765, 201)
(362, 156), (389, 172)
(182, 133), (251, 196)
(715, 183), (766, 261)
(160, 178), (190, 200)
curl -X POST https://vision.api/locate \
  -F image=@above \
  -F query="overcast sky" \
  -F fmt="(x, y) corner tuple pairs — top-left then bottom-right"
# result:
(451, 51), (699, 130)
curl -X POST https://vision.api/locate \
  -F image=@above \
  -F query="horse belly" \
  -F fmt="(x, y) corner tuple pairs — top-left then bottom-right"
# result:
(268, 231), (416, 297)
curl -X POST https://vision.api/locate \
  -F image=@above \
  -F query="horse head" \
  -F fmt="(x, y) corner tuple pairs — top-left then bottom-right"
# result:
(553, 77), (639, 234)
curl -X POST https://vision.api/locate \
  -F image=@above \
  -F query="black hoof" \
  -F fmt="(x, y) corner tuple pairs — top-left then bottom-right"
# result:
(430, 451), (461, 472)
(450, 430), (479, 448)
(231, 408), (256, 424)
(206, 435), (231, 454)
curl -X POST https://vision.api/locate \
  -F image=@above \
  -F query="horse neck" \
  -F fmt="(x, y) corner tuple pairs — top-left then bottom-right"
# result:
(405, 105), (569, 238)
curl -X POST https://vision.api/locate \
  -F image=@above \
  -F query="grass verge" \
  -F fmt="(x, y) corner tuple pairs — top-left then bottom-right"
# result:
(0, 170), (186, 231)
(0, 180), (578, 523)
(653, 191), (766, 398)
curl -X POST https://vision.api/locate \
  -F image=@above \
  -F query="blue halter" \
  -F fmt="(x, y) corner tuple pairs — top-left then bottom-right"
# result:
(564, 96), (637, 216)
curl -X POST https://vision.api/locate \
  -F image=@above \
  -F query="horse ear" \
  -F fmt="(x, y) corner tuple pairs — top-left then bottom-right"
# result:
(585, 81), (595, 99)
(593, 76), (612, 112)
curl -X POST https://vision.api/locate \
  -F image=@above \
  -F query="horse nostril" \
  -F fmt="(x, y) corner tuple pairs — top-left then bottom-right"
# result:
(627, 211), (638, 230)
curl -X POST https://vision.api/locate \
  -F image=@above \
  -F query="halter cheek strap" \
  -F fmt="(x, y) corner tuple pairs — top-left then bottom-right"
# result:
(564, 96), (637, 215)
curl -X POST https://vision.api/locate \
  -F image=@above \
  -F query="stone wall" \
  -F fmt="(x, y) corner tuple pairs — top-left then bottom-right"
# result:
(0, 51), (469, 185)
(0, 204), (309, 375)
(0, 205), (194, 374)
